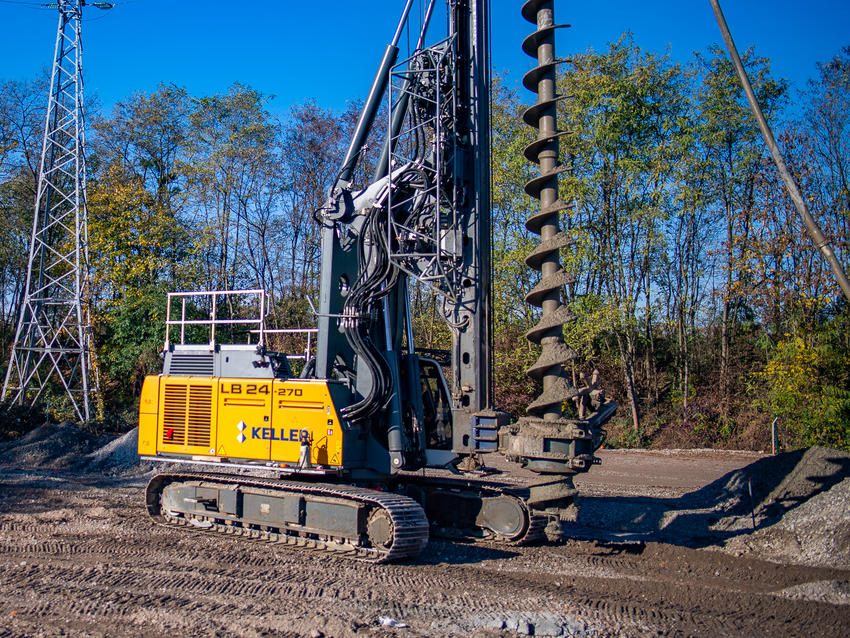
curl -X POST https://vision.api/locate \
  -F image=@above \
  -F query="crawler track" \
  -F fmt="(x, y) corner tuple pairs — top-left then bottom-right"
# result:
(146, 472), (429, 564)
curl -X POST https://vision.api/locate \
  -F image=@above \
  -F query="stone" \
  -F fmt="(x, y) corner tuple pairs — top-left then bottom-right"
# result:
(535, 619), (564, 636)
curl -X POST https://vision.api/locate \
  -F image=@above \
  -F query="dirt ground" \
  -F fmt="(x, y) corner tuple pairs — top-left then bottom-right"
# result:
(0, 440), (848, 637)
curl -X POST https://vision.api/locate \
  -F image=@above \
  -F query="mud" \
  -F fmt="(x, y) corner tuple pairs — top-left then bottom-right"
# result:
(0, 428), (848, 637)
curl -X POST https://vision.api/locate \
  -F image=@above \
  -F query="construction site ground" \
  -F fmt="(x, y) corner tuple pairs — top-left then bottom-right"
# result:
(0, 424), (848, 637)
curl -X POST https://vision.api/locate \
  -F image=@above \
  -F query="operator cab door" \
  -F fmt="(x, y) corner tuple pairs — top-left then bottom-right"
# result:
(419, 357), (456, 467)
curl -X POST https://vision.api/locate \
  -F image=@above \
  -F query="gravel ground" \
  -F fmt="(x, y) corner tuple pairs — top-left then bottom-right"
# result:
(565, 446), (850, 569)
(0, 424), (848, 637)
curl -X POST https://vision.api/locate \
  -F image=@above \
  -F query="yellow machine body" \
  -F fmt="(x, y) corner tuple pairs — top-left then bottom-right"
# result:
(138, 375), (344, 468)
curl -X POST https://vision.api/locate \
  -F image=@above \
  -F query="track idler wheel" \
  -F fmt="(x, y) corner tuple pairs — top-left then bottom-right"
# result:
(477, 495), (528, 540)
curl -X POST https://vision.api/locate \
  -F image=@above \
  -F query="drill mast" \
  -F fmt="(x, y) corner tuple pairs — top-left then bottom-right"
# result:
(136, 0), (616, 556)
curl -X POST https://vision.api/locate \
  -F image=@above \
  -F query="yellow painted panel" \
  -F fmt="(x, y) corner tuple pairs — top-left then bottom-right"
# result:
(138, 375), (159, 454)
(139, 375), (160, 414)
(215, 378), (273, 460)
(270, 379), (344, 467)
(138, 412), (158, 455)
(157, 376), (218, 456)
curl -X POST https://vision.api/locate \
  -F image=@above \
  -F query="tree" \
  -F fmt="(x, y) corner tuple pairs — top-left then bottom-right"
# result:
(558, 36), (690, 430)
(92, 83), (191, 208)
(487, 76), (539, 414)
(277, 101), (343, 302)
(0, 77), (47, 373)
(695, 45), (786, 405)
(86, 163), (201, 399)
(184, 83), (280, 296)
(802, 47), (850, 282)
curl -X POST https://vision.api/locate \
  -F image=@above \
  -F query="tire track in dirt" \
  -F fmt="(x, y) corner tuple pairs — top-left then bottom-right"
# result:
(474, 546), (849, 638)
(1, 473), (849, 637)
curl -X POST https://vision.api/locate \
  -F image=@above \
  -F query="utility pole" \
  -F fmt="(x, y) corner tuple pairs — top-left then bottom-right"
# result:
(2, 0), (109, 422)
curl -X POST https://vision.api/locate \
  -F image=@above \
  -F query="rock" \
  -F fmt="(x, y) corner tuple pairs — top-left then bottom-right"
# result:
(0, 421), (102, 468)
(775, 579), (850, 606)
(535, 618), (564, 636)
(378, 616), (407, 628)
(484, 618), (506, 630)
(84, 427), (141, 472)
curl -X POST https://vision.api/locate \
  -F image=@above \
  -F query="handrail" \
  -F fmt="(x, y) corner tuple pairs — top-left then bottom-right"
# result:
(164, 289), (267, 349)
(251, 328), (318, 361)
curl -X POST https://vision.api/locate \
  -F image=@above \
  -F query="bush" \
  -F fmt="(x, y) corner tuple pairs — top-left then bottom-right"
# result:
(0, 401), (47, 441)
(756, 327), (850, 451)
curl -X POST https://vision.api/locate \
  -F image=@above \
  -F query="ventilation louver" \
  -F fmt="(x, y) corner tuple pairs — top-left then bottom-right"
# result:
(161, 383), (212, 448)
(167, 354), (214, 376)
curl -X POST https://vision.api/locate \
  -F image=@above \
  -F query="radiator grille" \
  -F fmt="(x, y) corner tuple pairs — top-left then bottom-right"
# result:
(187, 385), (212, 447)
(162, 384), (187, 445)
(168, 354), (214, 376)
(161, 383), (213, 448)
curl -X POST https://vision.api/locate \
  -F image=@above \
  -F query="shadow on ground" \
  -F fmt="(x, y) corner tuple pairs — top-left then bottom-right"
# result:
(415, 539), (520, 565)
(565, 447), (850, 553)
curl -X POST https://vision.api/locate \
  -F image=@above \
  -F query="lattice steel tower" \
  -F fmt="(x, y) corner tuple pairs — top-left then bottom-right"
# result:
(2, 0), (100, 422)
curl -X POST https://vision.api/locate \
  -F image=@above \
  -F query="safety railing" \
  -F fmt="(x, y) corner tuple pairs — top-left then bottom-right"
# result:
(164, 289), (267, 349)
(254, 328), (318, 362)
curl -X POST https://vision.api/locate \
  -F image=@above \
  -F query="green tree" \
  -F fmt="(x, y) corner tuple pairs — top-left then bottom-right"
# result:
(0, 77), (46, 373)
(185, 83), (279, 295)
(87, 163), (202, 402)
(757, 310), (850, 450)
(488, 76), (539, 414)
(277, 100), (349, 305)
(695, 45), (786, 404)
(92, 83), (191, 209)
(804, 46), (850, 245)
(558, 36), (690, 430)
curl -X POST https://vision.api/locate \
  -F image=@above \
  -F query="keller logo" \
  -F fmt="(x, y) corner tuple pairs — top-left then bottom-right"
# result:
(252, 427), (309, 442)
(235, 421), (309, 443)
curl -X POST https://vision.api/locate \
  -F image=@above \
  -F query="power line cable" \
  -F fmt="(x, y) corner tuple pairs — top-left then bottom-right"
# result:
(0, 0), (52, 9)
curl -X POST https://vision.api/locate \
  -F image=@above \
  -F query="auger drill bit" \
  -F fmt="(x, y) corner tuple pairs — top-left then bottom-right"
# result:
(500, 0), (617, 541)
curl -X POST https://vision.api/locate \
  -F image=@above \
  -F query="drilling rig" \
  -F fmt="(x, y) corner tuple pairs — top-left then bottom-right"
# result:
(137, 0), (616, 561)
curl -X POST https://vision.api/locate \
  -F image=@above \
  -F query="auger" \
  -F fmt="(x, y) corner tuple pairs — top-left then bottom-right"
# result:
(499, 0), (617, 540)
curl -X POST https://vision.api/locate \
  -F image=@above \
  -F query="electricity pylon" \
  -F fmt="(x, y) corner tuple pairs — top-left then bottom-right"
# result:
(2, 0), (106, 422)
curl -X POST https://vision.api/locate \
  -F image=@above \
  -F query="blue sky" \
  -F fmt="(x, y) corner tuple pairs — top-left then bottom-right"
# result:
(0, 0), (847, 116)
